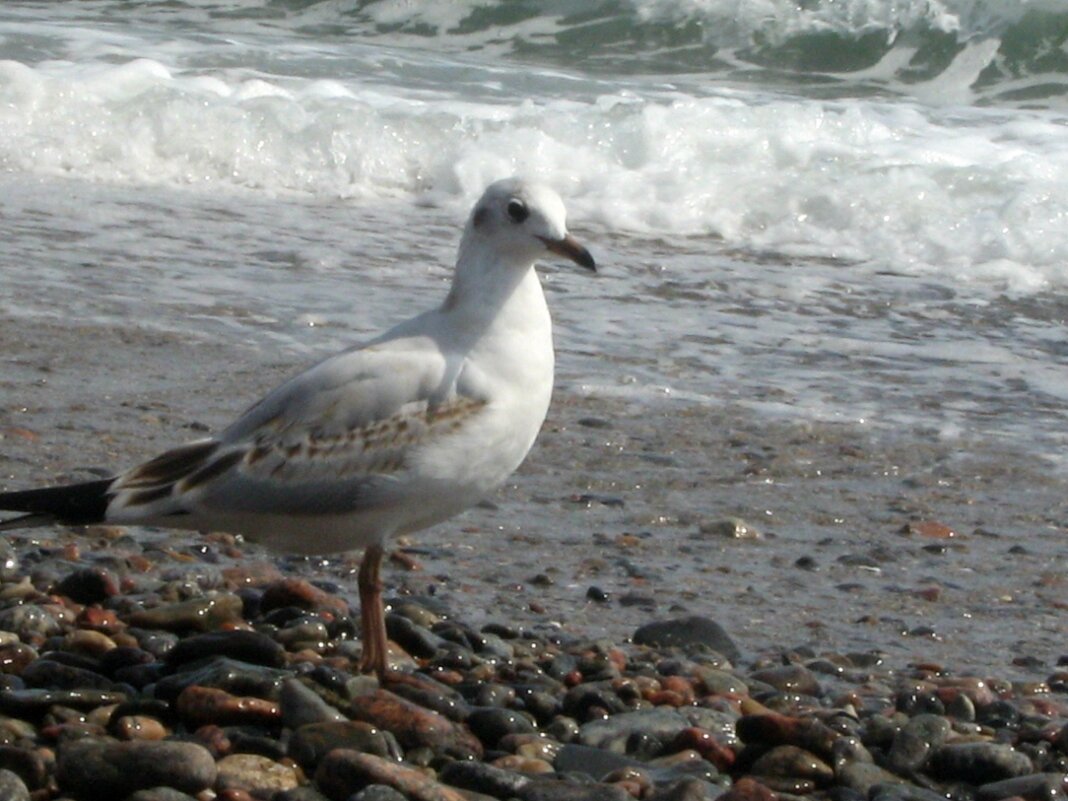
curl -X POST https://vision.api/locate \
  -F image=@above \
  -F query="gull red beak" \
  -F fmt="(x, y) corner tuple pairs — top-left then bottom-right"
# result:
(541, 234), (596, 272)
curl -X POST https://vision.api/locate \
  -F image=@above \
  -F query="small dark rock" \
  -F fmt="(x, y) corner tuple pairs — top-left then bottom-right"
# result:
(467, 706), (538, 747)
(352, 786), (410, 801)
(632, 616), (740, 663)
(976, 772), (1067, 801)
(53, 567), (119, 605)
(164, 630), (286, 668)
(439, 760), (533, 797)
(928, 742), (1034, 784)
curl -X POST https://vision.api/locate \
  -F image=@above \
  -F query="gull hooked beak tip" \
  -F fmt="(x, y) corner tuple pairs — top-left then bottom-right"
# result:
(541, 234), (596, 272)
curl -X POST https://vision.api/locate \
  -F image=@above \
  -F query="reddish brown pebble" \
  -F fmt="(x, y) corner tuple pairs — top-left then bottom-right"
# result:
(900, 520), (958, 538)
(1, 426), (40, 442)
(193, 724), (232, 758)
(221, 561), (284, 588)
(672, 727), (736, 770)
(914, 586), (942, 602)
(75, 607), (123, 634)
(113, 715), (168, 741)
(260, 578), (348, 618)
(490, 754), (554, 774)
(427, 668), (464, 686)
(389, 550), (423, 571)
(736, 712), (839, 758)
(348, 689), (483, 759)
(647, 690), (689, 707)
(176, 686), (281, 729)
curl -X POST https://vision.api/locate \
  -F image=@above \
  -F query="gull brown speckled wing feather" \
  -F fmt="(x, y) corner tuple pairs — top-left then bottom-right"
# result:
(107, 341), (487, 520)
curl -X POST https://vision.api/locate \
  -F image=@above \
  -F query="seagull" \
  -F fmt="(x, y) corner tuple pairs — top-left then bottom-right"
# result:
(0, 177), (595, 679)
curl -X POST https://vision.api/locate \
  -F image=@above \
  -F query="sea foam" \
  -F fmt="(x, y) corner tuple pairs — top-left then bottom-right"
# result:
(2, 53), (1065, 295)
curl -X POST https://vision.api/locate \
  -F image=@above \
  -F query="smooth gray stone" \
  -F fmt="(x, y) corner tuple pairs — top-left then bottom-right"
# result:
(632, 616), (740, 663)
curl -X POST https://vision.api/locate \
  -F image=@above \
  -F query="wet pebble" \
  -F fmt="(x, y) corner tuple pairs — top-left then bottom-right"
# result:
(975, 772), (1068, 801)
(164, 629), (286, 668)
(215, 753), (301, 795)
(289, 720), (401, 769)
(439, 759), (534, 797)
(260, 578), (349, 617)
(632, 617), (741, 664)
(175, 684), (281, 728)
(280, 677), (347, 728)
(127, 594), (244, 632)
(928, 742), (1035, 784)
(316, 749), (467, 801)
(467, 706), (538, 746)
(348, 689), (484, 759)
(749, 744), (833, 788)
(0, 768), (29, 801)
(56, 738), (217, 800)
(53, 566), (120, 605)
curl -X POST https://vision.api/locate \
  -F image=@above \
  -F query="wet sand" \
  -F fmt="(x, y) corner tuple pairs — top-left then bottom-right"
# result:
(2, 314), (1064, 682)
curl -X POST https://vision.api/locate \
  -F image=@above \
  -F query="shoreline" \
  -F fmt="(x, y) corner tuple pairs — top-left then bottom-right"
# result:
(2, 315), (1064, 682)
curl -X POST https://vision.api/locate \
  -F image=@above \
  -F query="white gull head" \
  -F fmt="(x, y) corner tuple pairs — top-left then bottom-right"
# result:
(457, 177), (596, 274)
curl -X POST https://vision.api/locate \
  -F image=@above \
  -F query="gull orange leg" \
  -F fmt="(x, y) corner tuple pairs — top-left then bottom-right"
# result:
(358, 542), (388, 681)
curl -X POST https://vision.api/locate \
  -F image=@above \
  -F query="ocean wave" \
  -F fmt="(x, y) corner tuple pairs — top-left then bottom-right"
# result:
(314, 0), (1068, 107)
(2, 53), (1067, 294)
(4, 0), (1066, 106)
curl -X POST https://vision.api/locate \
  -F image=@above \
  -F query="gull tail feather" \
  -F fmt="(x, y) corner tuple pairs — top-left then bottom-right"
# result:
(0, 479), (115, 531)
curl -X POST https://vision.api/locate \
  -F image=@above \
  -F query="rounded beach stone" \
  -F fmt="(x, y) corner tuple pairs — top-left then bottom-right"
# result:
(164, 629), (286, 668)
(126, 789), (200, 801)
(515, 777), (632, 801)
(175, 684), (281, 728)
(0, 768), (29, 801)
(56, 738), (217, 800)
(279, 678), (347, 729)
(127, 594), (244, 632)
(928, 742), (1034, 784)
(352, 786), (409, 801)
(289, 720), (399, 769)
(467, 706), (538, 746)
(347, 689), (483, 759)
(439, 759), (534, 797)
(750, 744), (833, 785)
(53, 566), (119, 605)
(215, 753), (300, 795)
(748, 665), (821, 697)
(315, 749), (467, 801)
(632, 617), (740, 663)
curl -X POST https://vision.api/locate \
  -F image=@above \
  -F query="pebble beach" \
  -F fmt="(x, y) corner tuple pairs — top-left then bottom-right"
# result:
(0, 496), (1063, 801)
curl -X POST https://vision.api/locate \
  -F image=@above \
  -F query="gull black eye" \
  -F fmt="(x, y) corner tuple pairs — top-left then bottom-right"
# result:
(506, 199), (529, 223)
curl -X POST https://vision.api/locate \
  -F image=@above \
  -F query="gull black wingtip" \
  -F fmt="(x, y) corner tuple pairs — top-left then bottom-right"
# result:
(542, 234), (596, 272)
(0, 479), (114, 531)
